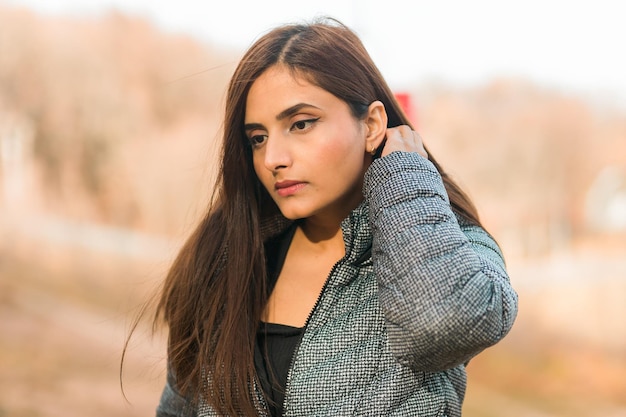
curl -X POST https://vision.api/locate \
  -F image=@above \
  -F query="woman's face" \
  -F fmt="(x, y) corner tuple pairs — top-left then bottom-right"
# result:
(245, 66), (371, 223)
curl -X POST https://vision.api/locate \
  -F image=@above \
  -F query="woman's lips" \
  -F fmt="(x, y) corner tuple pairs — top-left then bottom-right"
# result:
(275, 180), (307, 197)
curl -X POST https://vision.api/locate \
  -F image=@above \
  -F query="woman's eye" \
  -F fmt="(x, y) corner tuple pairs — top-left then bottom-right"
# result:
(291, 118), (319, 132)
(248, 134), (267, 147)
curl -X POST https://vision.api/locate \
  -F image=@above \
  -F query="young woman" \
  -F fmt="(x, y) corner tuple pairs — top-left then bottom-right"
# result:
(154, 17), (518, 417)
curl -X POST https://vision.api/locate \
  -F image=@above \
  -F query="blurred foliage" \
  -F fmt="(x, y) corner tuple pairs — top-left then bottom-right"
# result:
(417, 80), (626, 255)
(0, 5), (235, 232)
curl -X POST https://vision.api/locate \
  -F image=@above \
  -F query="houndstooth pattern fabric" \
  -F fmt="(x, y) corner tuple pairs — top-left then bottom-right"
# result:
(157, 151), (518, 417)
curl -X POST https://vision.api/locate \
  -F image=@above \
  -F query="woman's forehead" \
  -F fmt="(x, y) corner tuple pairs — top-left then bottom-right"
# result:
(246, 68), (327, 112)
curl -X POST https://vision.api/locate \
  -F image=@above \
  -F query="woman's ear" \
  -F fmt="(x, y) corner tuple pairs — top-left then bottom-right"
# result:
(364, 100), (388, 154)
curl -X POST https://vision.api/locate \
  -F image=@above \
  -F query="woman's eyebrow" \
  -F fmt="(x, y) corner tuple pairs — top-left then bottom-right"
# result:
(275, 103), (319, 121)
(243, 122), (264, 132)
(244, 103), (320, 132)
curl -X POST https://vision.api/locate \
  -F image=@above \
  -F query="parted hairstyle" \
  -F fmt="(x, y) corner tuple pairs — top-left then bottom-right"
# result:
(154, 17), (481, 416)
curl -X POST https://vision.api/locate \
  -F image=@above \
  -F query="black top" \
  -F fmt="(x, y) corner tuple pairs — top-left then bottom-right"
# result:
(255, 322), (303, 416)
(254, 224), (303, 417)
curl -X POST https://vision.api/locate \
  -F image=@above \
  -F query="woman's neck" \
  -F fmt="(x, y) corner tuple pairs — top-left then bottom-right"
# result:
(297, 218), (345, 255)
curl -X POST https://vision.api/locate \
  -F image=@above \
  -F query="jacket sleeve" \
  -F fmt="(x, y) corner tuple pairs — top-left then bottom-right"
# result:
(156, 366), (195, 417)
(363, 151), (518, 372)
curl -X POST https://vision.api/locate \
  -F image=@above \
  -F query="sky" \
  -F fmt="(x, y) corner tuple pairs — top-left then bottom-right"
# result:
(5, 0), (626, 106)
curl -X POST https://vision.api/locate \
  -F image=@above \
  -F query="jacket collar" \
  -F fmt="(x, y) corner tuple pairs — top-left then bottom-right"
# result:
(340, 200), (373, 267)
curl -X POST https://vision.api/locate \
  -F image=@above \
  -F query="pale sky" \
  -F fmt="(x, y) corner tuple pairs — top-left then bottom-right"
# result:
(5, 0), (626, 106)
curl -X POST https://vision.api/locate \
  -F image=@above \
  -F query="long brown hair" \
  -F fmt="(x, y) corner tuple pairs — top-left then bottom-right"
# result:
(155, 17), (482, 416)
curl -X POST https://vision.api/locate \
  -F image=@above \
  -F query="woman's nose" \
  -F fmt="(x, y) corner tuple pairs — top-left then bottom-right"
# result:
(263, 134), (291, 172)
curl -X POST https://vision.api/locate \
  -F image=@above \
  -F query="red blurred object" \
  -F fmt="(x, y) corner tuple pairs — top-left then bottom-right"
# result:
(394, 91), (417, 128)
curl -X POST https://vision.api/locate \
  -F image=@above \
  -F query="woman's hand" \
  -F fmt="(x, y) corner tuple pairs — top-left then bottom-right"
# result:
(381, 125), (428, 159)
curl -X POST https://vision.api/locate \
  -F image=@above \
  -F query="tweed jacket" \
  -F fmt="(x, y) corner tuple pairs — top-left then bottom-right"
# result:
(156, 151), (518, 417)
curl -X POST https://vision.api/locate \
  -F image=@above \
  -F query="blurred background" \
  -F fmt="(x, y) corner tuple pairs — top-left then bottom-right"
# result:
(1, 1), (625, 416)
